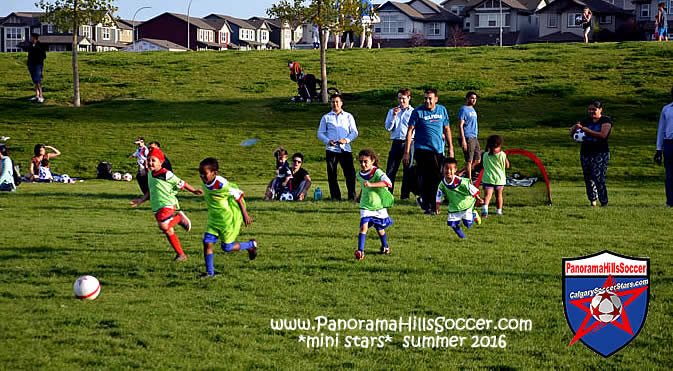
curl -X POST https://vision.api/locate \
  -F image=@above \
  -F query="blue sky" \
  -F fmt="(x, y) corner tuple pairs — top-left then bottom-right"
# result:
(1, 0), (279, 21)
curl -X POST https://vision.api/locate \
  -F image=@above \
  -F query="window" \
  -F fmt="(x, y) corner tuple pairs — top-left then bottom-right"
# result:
(81, 25), (92, 38)
(47, 24), (54, 33)
(425, 22), (441, 36)
(478, 13), (508, 28)
(599, 15), (612, 24)
(262, 31), (268, 42)
(209, 31), (213, 42)
(548, 13), (558, 28)
(380, 14), (404, 33)
(568, 13), (583, 27)
(102, 27), (110, 40)
(219, 31), (225, 43)
(641, 4), (650, 18)
(478, 0), (503, 10)
(5, 27), (24, 52)
(464, 18), (471, 29)
(669, 0), (673, 15)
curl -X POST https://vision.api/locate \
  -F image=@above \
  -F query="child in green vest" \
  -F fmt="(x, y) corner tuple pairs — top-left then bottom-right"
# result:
(481, 135), (509, 218)
(436, 157), (483, 239)
(355, 149), (394, 260)
(198, 157), (257, 278)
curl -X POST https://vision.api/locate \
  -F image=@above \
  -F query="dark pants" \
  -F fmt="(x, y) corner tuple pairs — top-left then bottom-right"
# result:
(580, 152), (610, 205)
(137, 170), (149, 195)
(386, 139), (412, 199)
(415, 149), (444, 212)
(326, 150), (356, 200)
(664, 140), (673, 206)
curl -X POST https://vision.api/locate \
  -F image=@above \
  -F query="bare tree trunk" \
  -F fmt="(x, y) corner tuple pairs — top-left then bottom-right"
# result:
(72, 0), (80, 107)
(320, 26), (328, 103)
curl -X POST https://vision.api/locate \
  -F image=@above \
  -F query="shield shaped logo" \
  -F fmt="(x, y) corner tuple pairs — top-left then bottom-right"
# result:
(563, 250), (649, 357)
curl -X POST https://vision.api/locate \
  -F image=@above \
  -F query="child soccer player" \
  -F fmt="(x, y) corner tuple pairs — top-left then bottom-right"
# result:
(265, 147), (293, 200)
(38, 158), (53, 182)
(436, 157), (483, 239)
(355, 149), (394, 260)
(199, 157), (257, 278)
(130, 148), (202, 261)
(481, 135), (509, 218)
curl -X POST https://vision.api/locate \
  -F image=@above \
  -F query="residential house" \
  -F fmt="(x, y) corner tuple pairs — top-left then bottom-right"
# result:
(373, 0), (463, 47)
(536, 0), (635, 42)
(138, 12), (224, 51)
(203, 18), (237, 49)
(631, 0), (671, 39)
(248, 17), (303, 49)
(122, 38), (188, 51)
(246, 18), (276, 48)
(117, 19), (140, 43)
(0, 12), (43, 52)
(205, 14), (264, 50)
(461, 0), (546, 45)
(86, 13), (128, 51)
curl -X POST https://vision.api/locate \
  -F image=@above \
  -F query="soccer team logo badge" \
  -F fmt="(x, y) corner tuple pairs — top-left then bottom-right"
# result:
(563, 250), (649, 357)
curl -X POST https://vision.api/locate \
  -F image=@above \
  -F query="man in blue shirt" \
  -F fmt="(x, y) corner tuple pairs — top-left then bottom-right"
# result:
(318, 94), (359, 200)
(384, 88), (414, 199)
(654, 86), (673, 207)
(403, 88), (454, 214)
(458, 92), (480, 182)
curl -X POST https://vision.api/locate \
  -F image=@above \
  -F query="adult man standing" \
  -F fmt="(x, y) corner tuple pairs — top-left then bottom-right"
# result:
(458, 92), (480, 182)
(318, 94), (358, 200)
(654, 86), (673, 207)
(655, 3), (668, 42)
(403, 88), (453, 214)
(384, 88), (414, 199)
(26, 33), (46, 103)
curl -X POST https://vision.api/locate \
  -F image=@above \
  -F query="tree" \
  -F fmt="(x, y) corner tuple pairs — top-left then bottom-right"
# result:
(447, 25), (470, 48)
(267, 0), (307, 49)
(409, 31), (428, 47)
(305, 0), (340, 102)
(35, 0), (118, 107)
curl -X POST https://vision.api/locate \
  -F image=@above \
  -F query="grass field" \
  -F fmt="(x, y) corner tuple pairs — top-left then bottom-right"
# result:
(1, 42), (672, 369)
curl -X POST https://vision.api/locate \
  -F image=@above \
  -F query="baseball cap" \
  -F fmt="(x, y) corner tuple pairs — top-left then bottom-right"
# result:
(134, 137), (145, 144)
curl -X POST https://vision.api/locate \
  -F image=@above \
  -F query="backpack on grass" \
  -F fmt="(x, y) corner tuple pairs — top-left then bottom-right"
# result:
(97, 161), (113, 180)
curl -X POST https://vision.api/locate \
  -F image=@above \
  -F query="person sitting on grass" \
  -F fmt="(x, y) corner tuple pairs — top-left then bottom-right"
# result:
(436, 157), (482, 239)
(38, 158), (53, 183)
(198, 157), (257, 279)
(0, 144), (16, 192)
(29, 144), (60, 181)
(355, 149), (394, 260)
(130, 147), (202, 262)
(265, 147), (293, 200)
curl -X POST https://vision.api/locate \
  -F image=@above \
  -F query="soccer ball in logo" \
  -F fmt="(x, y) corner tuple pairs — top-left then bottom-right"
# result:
(123, 173), (132, 182)
(590, 290), (622, 323)
(573, 130), (586, 143)
(112, 172), (122, 181)
(279, 192), (294, 201)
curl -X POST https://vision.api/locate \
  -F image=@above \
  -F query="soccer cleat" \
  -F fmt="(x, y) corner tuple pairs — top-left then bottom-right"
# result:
(380, 246), (390, 255)
(416, 197), (424, 210)
(174, 254), (187, 262)
(37, 97), (44, 103)
(247, 239), (258, 260)
(424, 209), (436, 216)
(177, 211), (191, 232)
(355, 250), (365, 260)
(495, 209), (503, 215)
(473, 212), (482, 225)
(199, 272), (218, 280)
(29, 96), (38, 101)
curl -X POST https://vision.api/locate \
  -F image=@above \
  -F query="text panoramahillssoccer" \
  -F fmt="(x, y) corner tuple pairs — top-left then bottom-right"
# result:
(270, 316), (533, 349)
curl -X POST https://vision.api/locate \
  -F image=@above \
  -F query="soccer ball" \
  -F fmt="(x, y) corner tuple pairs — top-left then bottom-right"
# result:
(354, 250), (364, 260)
(123, 173), (132, 182)
(590, 290), (622, 323)
(573, 130), (586, 143)
(575, 15), (584, 25)
(112, 172), (122, 181)
(279, 192), (294, 201)
(60, 174), (71, 183)
(73, 275), (101, 300)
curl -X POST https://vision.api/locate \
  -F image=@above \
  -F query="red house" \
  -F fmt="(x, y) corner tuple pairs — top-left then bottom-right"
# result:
(137, 12), (229, 51)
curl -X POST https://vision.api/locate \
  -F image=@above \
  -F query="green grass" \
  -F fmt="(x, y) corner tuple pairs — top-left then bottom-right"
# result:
(1, 43), (672, 368)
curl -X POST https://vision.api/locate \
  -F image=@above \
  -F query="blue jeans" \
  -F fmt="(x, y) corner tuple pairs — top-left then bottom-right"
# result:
(664, 140), (673, 206)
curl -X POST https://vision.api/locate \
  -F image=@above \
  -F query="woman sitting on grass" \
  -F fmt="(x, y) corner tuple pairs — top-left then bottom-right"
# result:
(29, 143), (60, 182)
(0, 144), (16, 191)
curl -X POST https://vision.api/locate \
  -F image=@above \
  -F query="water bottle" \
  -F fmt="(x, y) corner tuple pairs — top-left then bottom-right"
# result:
(314, 187), (322, 200)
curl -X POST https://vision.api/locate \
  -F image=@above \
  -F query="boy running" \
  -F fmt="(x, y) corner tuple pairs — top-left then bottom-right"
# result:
(131, 148), (202, 261)
(436, 157), (483, 239)
(199, 157), (257, 278)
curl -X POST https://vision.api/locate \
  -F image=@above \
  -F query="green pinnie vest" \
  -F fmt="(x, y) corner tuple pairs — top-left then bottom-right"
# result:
(438, 177), (476, 213)
(356, 168), (394, 211)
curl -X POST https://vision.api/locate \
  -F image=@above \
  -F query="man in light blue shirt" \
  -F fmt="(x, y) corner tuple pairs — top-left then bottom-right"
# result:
(654, 86), (673, 206)
(403, 88), (453, 214)
(318, 94), (358, 200)
(384, 88), (414, 199)
(458, 91), (480, 181)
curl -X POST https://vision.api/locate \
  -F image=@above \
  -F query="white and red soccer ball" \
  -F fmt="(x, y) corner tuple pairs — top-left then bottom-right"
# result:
(112, 172), (122, 181)
(590, 290), (622, 323)
(123, 173), (132, 182)
(73, 275), (101, 300)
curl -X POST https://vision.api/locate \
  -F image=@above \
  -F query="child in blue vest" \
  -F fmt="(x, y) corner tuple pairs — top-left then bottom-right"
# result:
(355, 149), (394, 260)
(436, 157), (482, 239)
